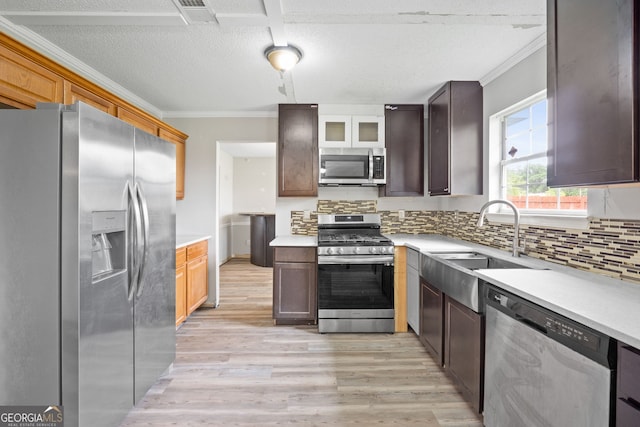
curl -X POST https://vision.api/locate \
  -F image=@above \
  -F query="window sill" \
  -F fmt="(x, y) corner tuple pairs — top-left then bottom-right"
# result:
(485, 212), (589, 230)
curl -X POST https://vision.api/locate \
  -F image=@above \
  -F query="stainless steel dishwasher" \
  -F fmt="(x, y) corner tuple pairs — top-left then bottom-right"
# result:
(483, 285), (616, 427)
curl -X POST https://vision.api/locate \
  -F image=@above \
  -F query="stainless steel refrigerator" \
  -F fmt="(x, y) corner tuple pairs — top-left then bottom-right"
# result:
(0, 102), (176, 427)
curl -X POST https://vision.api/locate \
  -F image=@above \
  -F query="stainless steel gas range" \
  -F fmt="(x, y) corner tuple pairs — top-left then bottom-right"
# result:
(317, 214), (395, 333)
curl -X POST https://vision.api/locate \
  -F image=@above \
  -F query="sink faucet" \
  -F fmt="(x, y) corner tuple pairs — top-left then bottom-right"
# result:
(477, 199), (523, 257)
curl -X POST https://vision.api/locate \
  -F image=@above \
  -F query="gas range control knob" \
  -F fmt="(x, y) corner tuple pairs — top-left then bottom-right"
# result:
(353, 247), (359, 254)
(369, 247), (378, 254)
(326, 248), (333, 255)
(337, 248), (344, 255)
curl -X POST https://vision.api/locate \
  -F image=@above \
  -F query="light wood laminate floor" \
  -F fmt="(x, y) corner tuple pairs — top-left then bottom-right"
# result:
(120, 258), (483, 426)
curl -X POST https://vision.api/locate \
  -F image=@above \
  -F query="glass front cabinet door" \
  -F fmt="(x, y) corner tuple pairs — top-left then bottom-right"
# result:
(352, 115), (385, 148)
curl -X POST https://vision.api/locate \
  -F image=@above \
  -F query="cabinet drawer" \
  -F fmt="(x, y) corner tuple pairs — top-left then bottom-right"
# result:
(407, 248), (419, 269)
(274, 247), (316, 263)
(187, 240), (208, 261)
(619, 344), (640, 402)
(176, 247), (186, 267)
(617, 397), (640, 427)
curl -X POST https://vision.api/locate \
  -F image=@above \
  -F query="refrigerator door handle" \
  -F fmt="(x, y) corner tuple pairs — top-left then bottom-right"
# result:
(135, 182), (150, 297)
(127, 181), (142, 300)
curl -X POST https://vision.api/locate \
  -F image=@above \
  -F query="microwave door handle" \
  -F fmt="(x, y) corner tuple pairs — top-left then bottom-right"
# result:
(368, 149), (374, 181)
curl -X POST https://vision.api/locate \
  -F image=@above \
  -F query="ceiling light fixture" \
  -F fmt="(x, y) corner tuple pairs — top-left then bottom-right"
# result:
(264, 45), (303, 72)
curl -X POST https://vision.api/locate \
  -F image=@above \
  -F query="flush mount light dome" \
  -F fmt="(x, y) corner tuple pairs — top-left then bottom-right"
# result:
(264, 45), (303, 72)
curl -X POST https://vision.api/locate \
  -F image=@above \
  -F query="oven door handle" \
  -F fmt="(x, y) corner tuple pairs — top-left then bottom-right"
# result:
(318, 255), (394, 265)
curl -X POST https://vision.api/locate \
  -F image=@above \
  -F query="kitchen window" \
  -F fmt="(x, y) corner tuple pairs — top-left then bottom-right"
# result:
(499, 94), (587, 215)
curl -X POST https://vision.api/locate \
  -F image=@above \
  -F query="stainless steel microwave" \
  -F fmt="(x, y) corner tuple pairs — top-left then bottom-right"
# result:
(319, 147), (386, 186)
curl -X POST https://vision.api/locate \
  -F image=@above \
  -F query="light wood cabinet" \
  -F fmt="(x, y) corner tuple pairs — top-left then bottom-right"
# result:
(273, 247), (317, 324)
(0, 33), (190, 200)
(175, 249), (187, 326)
(175, 240), (208, 326)
(394, 247), (407, 333)
(63, 80), (116, 115)
(278, 104), (318, 197)
(187, 254), (208, 315)
(159, 128), (186, 200)
(0, 42), (63, 109)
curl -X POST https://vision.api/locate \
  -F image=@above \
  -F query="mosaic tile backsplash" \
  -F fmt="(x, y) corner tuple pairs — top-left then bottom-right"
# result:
(290, 200), (640, 284)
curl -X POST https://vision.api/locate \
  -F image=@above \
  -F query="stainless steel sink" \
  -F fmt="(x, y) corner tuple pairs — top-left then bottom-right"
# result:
(420, 251), (536, 313)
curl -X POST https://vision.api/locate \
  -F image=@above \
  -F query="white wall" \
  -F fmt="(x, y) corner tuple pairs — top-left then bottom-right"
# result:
(165, 116), (278, 305)
(232, 156), (276, 255)
(218, 148), (233, 262)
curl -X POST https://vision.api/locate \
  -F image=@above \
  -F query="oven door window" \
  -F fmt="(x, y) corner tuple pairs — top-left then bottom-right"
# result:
(318, 263), (394, 309)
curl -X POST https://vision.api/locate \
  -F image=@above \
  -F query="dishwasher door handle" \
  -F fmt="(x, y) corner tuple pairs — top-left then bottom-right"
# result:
(515, 313), (547, 334)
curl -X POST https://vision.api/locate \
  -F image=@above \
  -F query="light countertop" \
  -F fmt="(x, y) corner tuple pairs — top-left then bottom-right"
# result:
(267, 232), (640, 347)
(476, 268), (640, 349)
(270, 235), (317, 247)
(390, 233), (640, 349)
(176, 234), (212, 249)
(387, 234), (474, 253)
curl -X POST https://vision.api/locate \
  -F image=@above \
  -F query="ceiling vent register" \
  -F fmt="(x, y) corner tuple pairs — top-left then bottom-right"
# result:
(174, 0), (215, 24)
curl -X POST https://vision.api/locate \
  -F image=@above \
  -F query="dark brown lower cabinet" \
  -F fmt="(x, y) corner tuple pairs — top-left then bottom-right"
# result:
(273, 247), (317, 325)
(444, 295), (484, 414)
(617, 342), (640, 426)
(419, 278), (444, 366)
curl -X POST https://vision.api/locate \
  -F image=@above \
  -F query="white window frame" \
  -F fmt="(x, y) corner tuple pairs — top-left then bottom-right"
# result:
(487, 91), (589, 229)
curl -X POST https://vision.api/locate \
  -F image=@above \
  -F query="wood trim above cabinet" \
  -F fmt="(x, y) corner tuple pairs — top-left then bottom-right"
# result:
(117, 106), (159, 136)
(0, 41), (63, 109)
(63, 80), (116, 115)
(0, 33), (189, 198)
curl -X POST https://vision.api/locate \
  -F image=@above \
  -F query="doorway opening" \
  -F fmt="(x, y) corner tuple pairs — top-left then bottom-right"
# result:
(215, 141), (276, 303)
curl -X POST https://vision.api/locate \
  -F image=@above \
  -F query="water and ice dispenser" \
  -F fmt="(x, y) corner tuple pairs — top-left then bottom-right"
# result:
(91, 211), (126, 281)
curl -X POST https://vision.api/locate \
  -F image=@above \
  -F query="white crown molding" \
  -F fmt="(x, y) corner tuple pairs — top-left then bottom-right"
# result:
(0, 16), (163, 118)
(162, 110), (278, 119)
(479, 33), (547, 87)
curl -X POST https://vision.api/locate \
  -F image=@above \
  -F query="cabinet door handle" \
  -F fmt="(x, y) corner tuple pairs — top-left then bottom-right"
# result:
(385, 105), (398, 110)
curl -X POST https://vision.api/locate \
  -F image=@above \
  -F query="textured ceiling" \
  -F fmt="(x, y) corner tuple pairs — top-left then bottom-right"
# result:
(0, 0), (546, 118)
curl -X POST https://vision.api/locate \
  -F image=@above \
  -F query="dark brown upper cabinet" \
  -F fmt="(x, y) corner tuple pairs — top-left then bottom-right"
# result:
(379, 104), (424, 197)
(427, 81), (483, 196)
(547, 0), (639, 187)
(278, 104), (318, 197)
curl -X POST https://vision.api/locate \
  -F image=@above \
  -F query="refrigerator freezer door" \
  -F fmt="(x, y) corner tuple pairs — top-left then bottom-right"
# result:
(133, 129), (176, 403)
(0, 109), (62, 405)
(61, 103), (135, 427)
